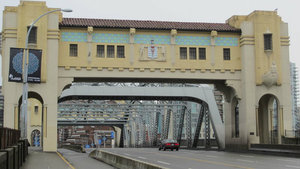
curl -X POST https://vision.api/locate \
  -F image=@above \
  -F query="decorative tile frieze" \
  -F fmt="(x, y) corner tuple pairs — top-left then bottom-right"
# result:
(215, 37), (238, 46)
(134, 34), (171, 45)
(92, 33), (129, 43)
(61, 32), (238, 47)
(176, 36), (210, 46)
(61, 32), (87, 42)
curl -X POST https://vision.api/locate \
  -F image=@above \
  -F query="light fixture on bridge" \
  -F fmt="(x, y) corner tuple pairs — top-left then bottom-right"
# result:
(21, 8), (72, 139)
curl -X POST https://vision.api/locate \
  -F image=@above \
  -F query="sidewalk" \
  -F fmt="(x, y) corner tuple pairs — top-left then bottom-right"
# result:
(21, 147), (73, 169)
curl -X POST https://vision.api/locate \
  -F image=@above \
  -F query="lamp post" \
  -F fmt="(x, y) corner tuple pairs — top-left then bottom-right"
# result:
(21, 8), (72, 139)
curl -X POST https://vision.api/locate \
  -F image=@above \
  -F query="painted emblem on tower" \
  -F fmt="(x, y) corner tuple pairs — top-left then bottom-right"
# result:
(148, 40), (158, 59)
(139, 40), (166, 62)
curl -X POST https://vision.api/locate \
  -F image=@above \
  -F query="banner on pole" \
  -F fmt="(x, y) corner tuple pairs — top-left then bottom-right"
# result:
(8, 48), (24, 82)
(8, 48), (42, 83)
(28, 49), (42, 83)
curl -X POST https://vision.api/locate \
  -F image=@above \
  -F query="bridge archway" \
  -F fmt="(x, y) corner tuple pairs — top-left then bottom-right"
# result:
(58, 85), (225, 149)
(258, 94), (279, 144)
(18, 92), (44, 147)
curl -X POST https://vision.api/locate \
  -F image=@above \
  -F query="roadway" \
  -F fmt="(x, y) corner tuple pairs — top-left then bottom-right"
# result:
(100, 148), (300, 169)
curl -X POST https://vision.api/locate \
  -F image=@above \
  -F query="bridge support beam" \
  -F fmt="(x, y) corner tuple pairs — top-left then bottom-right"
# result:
(153, 112), (160, 146)
(163, 109), (171, 140)
(204, 106), (211, 149)
(186, 108), (192, 148)
(193, 104), (205, 148)
(177, 106), (186, 145)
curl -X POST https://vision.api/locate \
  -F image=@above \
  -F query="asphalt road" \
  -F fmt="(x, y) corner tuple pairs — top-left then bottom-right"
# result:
(58, 148), (114, 169)
(101, 148), (300, 169)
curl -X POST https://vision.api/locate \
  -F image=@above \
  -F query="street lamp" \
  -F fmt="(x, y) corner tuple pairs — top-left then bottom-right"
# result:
(21, 8), (72, 139)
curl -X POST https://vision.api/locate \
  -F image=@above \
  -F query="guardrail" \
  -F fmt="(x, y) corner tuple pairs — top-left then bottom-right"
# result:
(285, 130), (300, 138)
(0, 128), (20, 149)
(0, 127), (28, 169)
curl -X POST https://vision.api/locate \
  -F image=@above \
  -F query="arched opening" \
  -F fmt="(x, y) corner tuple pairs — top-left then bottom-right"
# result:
(258, 94), (279, 144)
(18, 92), (44, 147)
(57, 84), (225, 149)
(31, 129), (41, 147)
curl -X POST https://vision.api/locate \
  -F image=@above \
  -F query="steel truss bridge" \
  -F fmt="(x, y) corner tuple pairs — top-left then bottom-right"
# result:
(58, 86), (224, 149)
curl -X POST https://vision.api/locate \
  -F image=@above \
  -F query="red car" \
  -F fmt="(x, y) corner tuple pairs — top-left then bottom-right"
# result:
(158, 139), (180, 151)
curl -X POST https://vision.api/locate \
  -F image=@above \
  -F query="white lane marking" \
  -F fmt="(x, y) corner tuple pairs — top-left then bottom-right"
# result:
(205, 155), (218, 158)
(286, 165), (300, 169)
(138, 156), (147, 160)
(236, 159), (255, 163)
(239, 155), (254, 158)
(277, 159), (300, 163)
(124, 153), (132, 156)
(157, 161), (171, 165)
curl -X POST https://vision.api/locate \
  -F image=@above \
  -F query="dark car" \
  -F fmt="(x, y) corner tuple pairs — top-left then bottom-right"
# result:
(158, 139), (179, 151)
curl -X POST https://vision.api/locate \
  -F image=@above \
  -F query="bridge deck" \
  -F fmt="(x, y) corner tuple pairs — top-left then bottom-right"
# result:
(21, 147), (71, 169)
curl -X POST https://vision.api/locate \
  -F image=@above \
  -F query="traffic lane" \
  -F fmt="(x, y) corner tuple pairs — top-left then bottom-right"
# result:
(153, 149), (300, 169)
(180, 149), (300, 169)
(104, 148), (253, 169)
(58, 148), (114, 169)
(102, 148), (300, 169)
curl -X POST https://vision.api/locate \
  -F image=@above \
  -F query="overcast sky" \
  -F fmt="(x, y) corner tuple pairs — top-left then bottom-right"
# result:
(0, 0), (299, 85)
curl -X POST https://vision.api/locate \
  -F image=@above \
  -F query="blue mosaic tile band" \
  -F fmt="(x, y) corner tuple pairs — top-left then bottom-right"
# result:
(134, 35), (171, 45)
(61, 32), (87, 42)
(92, 33), (129, 43)
(61, 32), (238, 46)
(215, 37), (238, 46)
(176, 36), (211, 46)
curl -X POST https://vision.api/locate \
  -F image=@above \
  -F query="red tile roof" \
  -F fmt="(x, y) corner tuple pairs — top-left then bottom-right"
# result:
(60, 18), (240, 32)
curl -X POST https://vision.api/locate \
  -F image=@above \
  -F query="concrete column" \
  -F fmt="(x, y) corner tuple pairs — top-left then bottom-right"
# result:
(280, 23), (292, 133)
(239, 21), (258, 149)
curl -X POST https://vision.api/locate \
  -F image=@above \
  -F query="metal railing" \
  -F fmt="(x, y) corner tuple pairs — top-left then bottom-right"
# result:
(0, 127), (20, 149)
(283, 130), (300, 144)
(285, 130), (300, 138)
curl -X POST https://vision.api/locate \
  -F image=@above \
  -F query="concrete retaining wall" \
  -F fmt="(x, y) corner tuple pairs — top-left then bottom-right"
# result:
(90, 149), (167, 169)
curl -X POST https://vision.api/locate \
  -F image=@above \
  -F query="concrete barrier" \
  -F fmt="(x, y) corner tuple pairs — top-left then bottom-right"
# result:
(0, 148), (14, 169)
(90, 149), (167, 169)
(18, 140), (28, 162)
(62, 144), (86, 153)
(0, 152), (8, 169)
(251, 144), (300, 150)
(8, 146), (19, 169)
(250, 144), (300, 157)
(17, 143), (22, 167)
